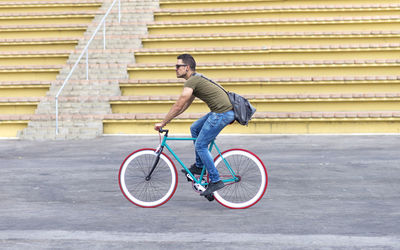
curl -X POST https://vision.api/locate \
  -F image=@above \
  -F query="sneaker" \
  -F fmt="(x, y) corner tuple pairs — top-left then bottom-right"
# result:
(200, 180), (224, 196)
(181, 164), (206, 175)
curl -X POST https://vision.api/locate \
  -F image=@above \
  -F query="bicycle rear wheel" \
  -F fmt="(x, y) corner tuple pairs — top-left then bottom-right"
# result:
(119, 148), (177, 208)
(213, 149), (267, 209)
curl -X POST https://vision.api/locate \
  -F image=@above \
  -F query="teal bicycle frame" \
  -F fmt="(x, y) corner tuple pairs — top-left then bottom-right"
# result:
(153, 129), (239, 186)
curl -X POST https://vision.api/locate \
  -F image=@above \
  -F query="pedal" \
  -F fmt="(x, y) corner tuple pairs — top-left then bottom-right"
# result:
(186, 173), (194, 182)
(193, 182), (206, 193)
(181, 169), (194, 182)
(204, 194), (214, 202)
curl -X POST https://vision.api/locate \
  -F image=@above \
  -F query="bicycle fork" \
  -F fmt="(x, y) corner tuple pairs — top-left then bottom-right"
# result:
(145, 145), (164, 181)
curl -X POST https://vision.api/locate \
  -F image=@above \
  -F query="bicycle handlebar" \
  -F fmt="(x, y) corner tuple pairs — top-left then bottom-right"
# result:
(159, 128), (169, 136)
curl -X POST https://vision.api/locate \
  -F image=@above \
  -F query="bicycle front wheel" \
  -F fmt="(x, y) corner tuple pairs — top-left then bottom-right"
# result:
(119, 148), (178, 208)
(213, 149), (268, 209)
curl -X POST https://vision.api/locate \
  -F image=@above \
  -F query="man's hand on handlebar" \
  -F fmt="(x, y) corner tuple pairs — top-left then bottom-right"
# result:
(154, 123), (163, 132)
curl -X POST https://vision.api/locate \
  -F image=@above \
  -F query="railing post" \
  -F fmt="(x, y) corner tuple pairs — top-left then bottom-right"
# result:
(103, 21), (106, 50)
(118, 0), (121, 23)
(55, 96), (59, 135)
(86, 50), (89, 80)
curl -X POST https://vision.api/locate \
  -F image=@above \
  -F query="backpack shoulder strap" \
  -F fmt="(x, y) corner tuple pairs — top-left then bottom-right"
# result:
(192, 72), (228, 94)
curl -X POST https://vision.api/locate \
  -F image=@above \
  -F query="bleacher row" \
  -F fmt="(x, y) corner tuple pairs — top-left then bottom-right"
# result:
(0, 0), (399, 138)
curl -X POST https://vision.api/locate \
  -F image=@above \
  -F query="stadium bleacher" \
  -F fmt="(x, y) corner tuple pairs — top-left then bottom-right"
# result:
(1, 0), (399, 138)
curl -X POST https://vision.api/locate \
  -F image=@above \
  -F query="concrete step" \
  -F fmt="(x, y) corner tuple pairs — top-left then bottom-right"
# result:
(127, 60), (400, 79)
(155, 4), (400, 21)
(108, 93), (400, 114)
(55, 64), (129, 81)
(13, 113), (105, 140)
(133, 44), (400, 64)
(0, 1), (103, 13)
(0, 37), (79, 51)
(0, 65), (62, 81)
(0, 23), (88, 39)
(102, 110), (400, 135)
(119, 76), (400, 96)
(0, 80), (51, 97)
(0, 96), (42, 114)
(159, 0), (400, 9)
(147, 16), (400, 35)
(0, 10), (100, 25)
(141, 31), (400, 48)
(47, 79), (121, 93)
(0, 114), (30, 137)
(0, 50), (71, 66)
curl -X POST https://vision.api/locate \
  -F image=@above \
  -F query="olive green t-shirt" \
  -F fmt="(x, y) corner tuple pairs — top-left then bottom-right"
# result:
(184, 74), (232, 113)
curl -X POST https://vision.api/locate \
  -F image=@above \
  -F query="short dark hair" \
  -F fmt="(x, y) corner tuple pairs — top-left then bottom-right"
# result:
(177, 54), (196, 71)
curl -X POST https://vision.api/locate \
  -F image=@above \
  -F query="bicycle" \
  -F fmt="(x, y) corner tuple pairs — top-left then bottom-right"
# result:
(118, 129), (268, 209)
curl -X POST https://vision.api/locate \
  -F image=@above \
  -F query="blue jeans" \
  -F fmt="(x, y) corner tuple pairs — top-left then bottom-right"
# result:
(190, 110), (235, 183)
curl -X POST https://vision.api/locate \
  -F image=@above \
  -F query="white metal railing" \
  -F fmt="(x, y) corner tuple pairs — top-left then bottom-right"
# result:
(55, 0), (121, 135)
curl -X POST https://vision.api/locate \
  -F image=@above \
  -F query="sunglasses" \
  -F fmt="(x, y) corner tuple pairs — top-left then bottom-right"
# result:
(175, 64), (187, 69)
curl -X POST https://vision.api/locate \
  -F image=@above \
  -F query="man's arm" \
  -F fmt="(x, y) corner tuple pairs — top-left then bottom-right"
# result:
(177, 92), (195, 116)
(154, 87), (195, 131)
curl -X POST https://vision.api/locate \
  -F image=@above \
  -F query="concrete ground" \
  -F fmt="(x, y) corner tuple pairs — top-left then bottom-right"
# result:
(0, 134), (399, 249)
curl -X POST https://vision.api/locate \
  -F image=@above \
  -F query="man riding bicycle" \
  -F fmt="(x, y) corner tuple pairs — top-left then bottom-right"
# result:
(154, 54), (234, 196)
